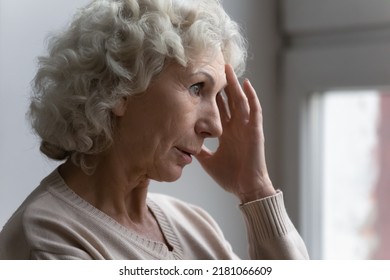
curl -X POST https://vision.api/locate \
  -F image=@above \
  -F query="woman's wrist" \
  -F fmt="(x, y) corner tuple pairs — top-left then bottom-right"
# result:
(237, 178), (277, 204)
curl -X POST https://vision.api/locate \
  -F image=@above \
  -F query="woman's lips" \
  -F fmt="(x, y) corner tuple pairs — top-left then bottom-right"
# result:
(175, 147), (193, 164)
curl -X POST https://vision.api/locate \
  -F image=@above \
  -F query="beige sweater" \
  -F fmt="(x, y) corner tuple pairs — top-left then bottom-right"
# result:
(0, 169), (308, 259)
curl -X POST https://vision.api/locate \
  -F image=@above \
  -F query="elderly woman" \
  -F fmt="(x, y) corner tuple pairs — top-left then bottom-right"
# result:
(0, 0), (308, 259)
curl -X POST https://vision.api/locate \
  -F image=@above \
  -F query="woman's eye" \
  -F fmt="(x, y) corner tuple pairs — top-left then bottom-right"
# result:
(189, 83), (204, 96)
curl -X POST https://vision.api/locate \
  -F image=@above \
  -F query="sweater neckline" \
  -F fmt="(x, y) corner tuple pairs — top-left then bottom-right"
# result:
(44, 168), (183, 259)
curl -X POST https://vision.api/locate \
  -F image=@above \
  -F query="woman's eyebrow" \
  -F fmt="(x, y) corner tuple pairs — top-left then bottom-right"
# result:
(191, 71), (227, 90)
(190, 71), (215, 85)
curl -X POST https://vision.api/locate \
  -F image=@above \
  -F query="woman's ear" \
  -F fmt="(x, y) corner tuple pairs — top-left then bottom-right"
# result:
(112, 97), (128, 116)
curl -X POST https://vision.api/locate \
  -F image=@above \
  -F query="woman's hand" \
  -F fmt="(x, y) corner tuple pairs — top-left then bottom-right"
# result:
(195, 64), (276, 203)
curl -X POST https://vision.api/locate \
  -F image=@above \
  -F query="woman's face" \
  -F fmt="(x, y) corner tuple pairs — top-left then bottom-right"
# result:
(113, 51), (227, 182)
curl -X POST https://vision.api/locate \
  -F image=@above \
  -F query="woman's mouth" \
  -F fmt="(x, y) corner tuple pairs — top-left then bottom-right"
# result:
(175, 147), (193, 164)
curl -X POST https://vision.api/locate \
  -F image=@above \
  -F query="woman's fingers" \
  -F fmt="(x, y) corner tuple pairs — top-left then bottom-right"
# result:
(242, 78), (262, 125)
(224, 64), (250, 122)
(216, 93), (230, 125)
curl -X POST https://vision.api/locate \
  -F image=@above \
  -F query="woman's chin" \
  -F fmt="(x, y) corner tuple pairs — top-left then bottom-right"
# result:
(152, 165), (184, 183)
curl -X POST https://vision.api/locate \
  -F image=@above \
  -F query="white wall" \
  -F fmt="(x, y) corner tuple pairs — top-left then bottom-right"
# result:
(0, 0), (279, 259)
(283, 0), (390, 34)
(0, 0), (91, 226)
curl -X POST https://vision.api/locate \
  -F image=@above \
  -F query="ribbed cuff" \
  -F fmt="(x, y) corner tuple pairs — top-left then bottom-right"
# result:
(239, 191), (294, 242)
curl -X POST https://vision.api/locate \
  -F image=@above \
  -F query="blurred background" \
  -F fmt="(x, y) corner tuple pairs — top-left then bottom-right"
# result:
(1, 0), (389, 259)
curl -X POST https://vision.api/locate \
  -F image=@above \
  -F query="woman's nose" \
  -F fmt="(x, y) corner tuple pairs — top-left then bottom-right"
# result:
(195, 101), (223, 138)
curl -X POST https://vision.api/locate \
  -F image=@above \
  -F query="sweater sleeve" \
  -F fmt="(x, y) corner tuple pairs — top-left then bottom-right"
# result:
(239, 191), (309, 260)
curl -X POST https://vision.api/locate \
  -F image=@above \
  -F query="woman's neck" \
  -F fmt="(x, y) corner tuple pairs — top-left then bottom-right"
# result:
(58, 156), (151, 227)
(58, 152), (172, 247)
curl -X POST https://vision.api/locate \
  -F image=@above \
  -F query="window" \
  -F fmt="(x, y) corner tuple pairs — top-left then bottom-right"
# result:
(281, 0), (390, 259)
(309, 90), (390, 259)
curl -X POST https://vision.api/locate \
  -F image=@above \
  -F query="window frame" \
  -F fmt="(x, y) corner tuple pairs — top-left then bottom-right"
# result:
(281, 40), (390, 259)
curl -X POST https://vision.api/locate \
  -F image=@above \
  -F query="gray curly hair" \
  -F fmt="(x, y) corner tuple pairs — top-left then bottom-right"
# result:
(29, 0), (247, 171)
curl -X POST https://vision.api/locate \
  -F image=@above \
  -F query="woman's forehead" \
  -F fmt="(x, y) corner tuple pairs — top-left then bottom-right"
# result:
(154, 51), (226, 89)
(179, 51), (226, 78)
